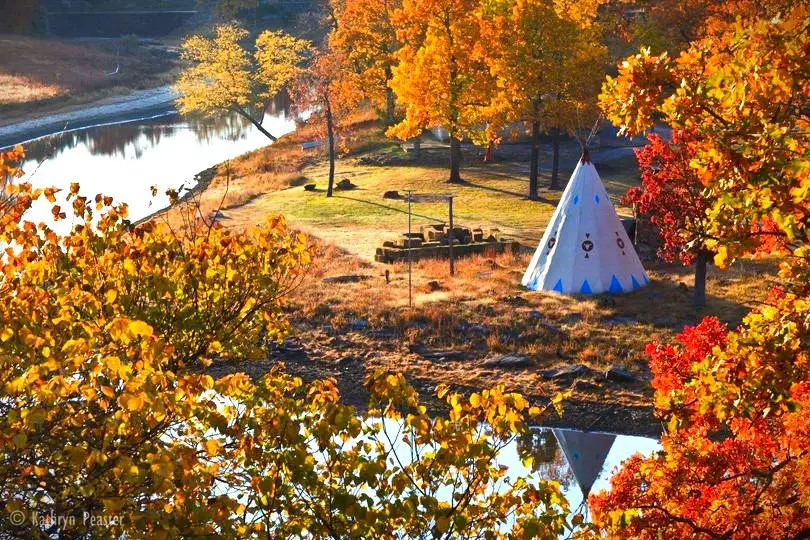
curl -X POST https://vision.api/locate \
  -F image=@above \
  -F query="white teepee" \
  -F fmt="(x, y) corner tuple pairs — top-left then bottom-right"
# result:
(552, 428), (616, 498)
(522, 153), (649, 295)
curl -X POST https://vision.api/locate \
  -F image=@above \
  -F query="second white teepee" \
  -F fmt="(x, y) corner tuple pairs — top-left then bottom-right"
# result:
(522, 153), (649, 295)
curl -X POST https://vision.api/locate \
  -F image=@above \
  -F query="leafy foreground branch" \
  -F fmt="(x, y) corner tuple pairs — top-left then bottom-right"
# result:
(591, 2), (810, 537)
(0, 159), (574, 538)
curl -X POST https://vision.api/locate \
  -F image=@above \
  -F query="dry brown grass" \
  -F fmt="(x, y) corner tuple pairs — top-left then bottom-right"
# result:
(0, 34), (177, 119)
(290, 236), (772, 364)
(270, 234), (777, 419)
(0, 72), (62, 105)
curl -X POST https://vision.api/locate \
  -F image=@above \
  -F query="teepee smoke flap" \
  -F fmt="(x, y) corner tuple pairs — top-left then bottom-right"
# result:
(522, 157), (649, 295)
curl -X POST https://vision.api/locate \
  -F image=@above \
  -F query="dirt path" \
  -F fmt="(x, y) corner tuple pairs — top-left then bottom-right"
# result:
(0, 85), (179, 147)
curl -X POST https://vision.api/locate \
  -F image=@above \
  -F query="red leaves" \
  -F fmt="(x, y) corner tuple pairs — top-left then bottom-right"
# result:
(624, 132), (710, 265)
(646, 316), (728, 395)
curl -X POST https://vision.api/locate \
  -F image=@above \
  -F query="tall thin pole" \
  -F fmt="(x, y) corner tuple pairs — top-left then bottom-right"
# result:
(406, 190), (413, 307)
(448, 196), (455, 276)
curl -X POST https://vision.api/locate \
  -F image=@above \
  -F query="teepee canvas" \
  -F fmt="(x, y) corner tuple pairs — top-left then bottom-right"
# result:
(552, 428), (616, 498)
(522, 153), (649, 294)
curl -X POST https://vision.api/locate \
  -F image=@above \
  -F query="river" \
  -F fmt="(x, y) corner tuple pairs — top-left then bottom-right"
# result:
(9, 104), (296, 224)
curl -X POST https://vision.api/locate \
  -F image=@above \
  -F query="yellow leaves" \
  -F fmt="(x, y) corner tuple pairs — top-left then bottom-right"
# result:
(128, 320), (153, 338)
(434, 515), (451, 533)
(176, 24), (280, 120)
(105, 289), (118, 304)
(714, 246), (730, 268)
(254, 30), (312, 100)
(1, 327), (13, 342)
(107, 318), (153, 345)
(204, 439), (221, 457)
(551, 391), (567, 415)
(121, 393), (145, 412)
(123, 259), (137, 275)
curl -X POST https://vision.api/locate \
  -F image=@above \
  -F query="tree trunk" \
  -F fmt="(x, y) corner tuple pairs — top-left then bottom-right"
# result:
(384, 64), (396, 124)
(550, 127), (561, 190)
(232, 105), (278, 141)
(449, 136), (462, 184)
(412, 135), (421, 161)
(386, 88), (396, 125)
(325, 98), (336, 198)
(529, 121), (541, 200)
(693, 250), (708, 307)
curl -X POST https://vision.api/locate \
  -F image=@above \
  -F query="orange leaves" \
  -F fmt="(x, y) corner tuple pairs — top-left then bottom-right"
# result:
(329, 0), (402, 119)
(482, 0), (605, 135)
(388, 0), (492, 142)
(203, 438), (221, 457)
(600, 47), (674, 137)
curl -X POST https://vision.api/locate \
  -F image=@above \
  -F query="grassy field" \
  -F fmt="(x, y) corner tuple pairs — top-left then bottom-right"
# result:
(196, 117), (641, 259)
(0, 34), (178, 121)
(221, 155), (641, 259)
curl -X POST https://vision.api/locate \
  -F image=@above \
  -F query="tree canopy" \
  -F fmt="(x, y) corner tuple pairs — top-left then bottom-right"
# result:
(387, 0), (494, 183)
(175, 24), (311, 141)
(591, 2), (810, 535)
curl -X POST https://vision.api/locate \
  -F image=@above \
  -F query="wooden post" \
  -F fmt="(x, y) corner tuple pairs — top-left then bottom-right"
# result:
(448, 196), (455, 276)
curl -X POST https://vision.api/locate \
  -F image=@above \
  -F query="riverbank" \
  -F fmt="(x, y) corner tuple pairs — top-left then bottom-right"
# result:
(160, 115), (774, 437)
(0, 33), (180, 147)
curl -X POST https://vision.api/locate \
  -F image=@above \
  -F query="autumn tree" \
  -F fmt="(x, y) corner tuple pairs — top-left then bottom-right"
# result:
(329, 0), (403, 124)
(481, 0), (606, 196)
(388, 0), (493, 183)
(175, 24), (311, 142)
(592, 2), (810, 535)
(600, 3), (807, 262)
(623, 133), (715, 305)
(0, 179), (578, 536)
(291, 49), (363, 198)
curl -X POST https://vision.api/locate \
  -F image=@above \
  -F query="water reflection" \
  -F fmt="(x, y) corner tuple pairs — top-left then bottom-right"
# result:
(516, 429), (575, 489)
(23, 114), (259, 162)
(551, 429), (616, 498)
(16, 100), (297, 225)
(508, 427), (658, 514)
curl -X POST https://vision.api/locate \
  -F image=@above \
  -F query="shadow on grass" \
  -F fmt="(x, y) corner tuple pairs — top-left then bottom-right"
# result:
(454, 177), (554, 204)
(332, 194), (446, 224)
(593, 272), (759, 331)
